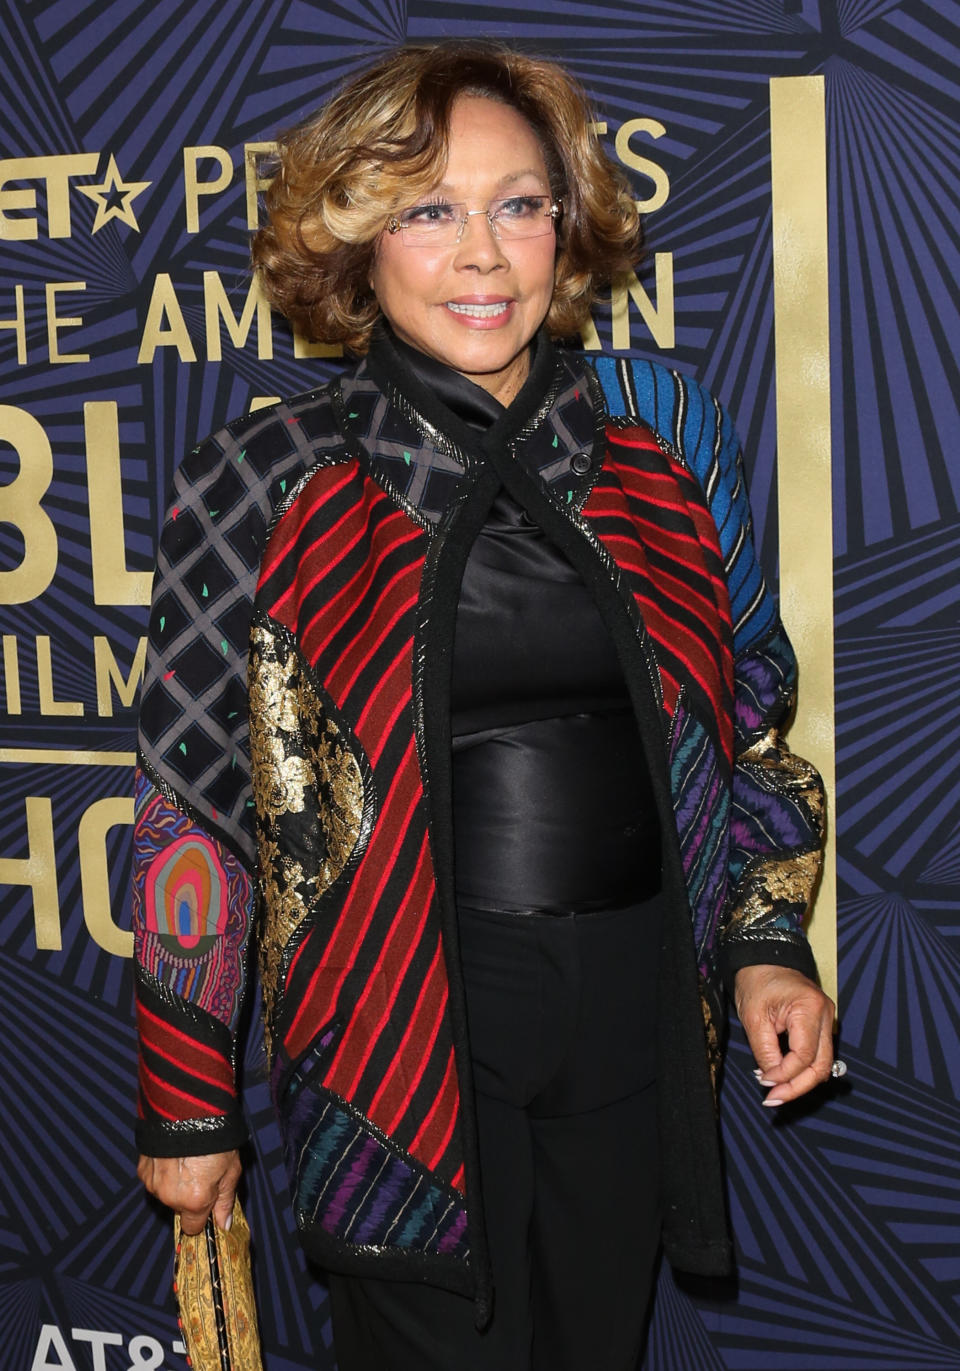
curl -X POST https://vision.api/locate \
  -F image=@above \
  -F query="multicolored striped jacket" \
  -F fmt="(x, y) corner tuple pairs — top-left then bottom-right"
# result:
(133, 331), (823, 1314)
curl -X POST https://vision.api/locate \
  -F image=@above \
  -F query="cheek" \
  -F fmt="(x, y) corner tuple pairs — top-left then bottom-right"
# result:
(519, 238), (558, 296)
(371, 242), (447, 308)
(522, 262), (557, 324)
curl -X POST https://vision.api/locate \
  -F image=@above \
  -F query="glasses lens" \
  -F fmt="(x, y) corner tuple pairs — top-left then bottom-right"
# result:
(489, 195), (555, 238)
(394, 197), (557, 243)
(398, 202), (463, 243)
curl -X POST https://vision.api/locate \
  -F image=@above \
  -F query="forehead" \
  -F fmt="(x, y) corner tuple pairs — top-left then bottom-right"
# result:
(438, 95), (549, 188)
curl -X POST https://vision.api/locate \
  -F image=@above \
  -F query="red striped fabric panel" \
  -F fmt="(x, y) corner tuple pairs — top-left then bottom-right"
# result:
(324, 829), (435, 1099)
(260, 464), (360, 597)
(136, 999), (234, 1118)
(282, 736), (425, 1060)
(584, 427), (734, 762)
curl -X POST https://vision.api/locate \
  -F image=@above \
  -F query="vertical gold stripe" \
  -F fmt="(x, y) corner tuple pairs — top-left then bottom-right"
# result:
(770, 76), (837, 1006)
(2, 636), (21, 714)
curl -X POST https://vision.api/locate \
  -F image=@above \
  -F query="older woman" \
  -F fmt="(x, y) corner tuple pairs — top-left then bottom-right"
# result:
(134, 42), (835, 1371)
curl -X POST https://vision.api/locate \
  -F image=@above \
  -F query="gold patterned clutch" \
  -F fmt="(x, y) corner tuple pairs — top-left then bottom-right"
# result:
(173, 1199), (264, 1371)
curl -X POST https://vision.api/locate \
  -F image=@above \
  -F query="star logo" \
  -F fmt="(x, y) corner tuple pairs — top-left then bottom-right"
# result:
(77, 154), (151, 233)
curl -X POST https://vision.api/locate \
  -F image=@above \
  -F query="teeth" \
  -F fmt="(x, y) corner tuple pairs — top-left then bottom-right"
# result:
(446, 301), (509, 317)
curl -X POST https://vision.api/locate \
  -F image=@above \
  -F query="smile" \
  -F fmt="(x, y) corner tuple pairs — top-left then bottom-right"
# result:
(445, 301), (511, 317)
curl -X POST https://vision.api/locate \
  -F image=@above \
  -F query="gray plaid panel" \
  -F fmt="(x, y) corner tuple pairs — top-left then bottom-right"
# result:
(139, 390), (347, 858)
(338, 354), (606, 524)
(512, 359), (603, 493)
(513, 354), (608, 506)
(340, 367), (468, 524)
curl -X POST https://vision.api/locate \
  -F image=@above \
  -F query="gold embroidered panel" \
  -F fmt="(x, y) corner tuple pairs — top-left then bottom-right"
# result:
(739, 727), (825, 830)
(724, 848), (823, 942)
(248, 622), (372, 1052)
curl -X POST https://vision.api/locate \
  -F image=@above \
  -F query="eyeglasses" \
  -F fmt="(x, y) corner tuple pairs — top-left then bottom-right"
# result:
(386, 195), (562, 246)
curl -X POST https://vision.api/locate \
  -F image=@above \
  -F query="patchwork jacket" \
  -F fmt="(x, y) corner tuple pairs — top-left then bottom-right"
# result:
(133, 331), (823, 1316)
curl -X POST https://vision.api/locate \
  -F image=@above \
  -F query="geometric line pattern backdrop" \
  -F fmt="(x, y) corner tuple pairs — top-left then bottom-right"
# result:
(2, 1), (959, 1367)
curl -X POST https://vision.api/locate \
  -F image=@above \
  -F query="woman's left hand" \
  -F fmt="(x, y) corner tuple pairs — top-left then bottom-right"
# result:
(733, 965), (836, 1106)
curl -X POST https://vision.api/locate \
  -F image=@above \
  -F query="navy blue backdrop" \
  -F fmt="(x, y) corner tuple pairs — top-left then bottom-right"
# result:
(1, 2), (959, 1368)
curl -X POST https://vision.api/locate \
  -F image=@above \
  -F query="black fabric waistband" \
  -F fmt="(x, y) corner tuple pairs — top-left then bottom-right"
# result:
(452, 711), (661, 914)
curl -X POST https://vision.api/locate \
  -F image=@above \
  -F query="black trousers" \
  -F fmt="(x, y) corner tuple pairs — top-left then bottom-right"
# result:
(328, 894), (664, 1371)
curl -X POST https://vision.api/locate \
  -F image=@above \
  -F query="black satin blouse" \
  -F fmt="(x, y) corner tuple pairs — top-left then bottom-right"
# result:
(388, 331), (661, 912)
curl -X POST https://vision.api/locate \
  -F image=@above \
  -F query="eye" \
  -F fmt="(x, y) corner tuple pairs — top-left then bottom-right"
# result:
(399, 201), (458, 226)
(493, 195), (546, 220)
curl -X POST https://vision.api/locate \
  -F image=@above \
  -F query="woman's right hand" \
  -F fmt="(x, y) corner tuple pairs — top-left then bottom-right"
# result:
(137, 1151), (242, 1235)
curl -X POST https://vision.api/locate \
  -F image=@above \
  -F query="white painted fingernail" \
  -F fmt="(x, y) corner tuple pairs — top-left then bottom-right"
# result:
(762, 1097), (784, 1107)
(757, 1077), (777, 1088)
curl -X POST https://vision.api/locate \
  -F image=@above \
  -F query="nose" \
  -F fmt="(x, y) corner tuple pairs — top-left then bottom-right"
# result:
(453, 209), (507, 270)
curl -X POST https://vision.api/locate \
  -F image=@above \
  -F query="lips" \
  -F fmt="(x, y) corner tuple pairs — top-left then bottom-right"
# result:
(442, 296), (516, 329)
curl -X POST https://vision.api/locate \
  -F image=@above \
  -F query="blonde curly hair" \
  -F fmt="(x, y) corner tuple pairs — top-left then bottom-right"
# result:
(252, 42), (643, 352)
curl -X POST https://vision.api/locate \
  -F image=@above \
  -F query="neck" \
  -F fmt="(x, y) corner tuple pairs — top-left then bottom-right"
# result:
(365, 319), (561, 448)
(379, 320), (532, 409)
(478, 348), (531, 407)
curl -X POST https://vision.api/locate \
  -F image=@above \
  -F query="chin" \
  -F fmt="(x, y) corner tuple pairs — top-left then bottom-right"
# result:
(445, 333), (526, 377)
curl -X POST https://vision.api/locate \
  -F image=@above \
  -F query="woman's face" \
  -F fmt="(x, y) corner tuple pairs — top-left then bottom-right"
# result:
(370, 95), (558, 406)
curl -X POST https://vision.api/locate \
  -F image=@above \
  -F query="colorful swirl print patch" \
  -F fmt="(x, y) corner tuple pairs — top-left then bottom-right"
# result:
(133, 768), (254, 1026)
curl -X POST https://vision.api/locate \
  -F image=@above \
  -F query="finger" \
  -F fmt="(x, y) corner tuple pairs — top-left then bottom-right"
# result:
(768, 989), (833, 1077)
(742, 1014), (785, 1081)
(170, 1164), (220, 1232)
(810, 1015), (836, 1084)
(780, 1012), (822, 1080)
(212, 1180), (238, 1231)
(178, 1200), (215, 1236)
(765, 1043), (816, 1087)
(763, 1062), (822, 1105)
(765, 1015), (836, 1105)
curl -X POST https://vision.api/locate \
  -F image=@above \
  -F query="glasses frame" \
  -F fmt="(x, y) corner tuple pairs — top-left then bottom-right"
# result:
(386, 195), (562, 246)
